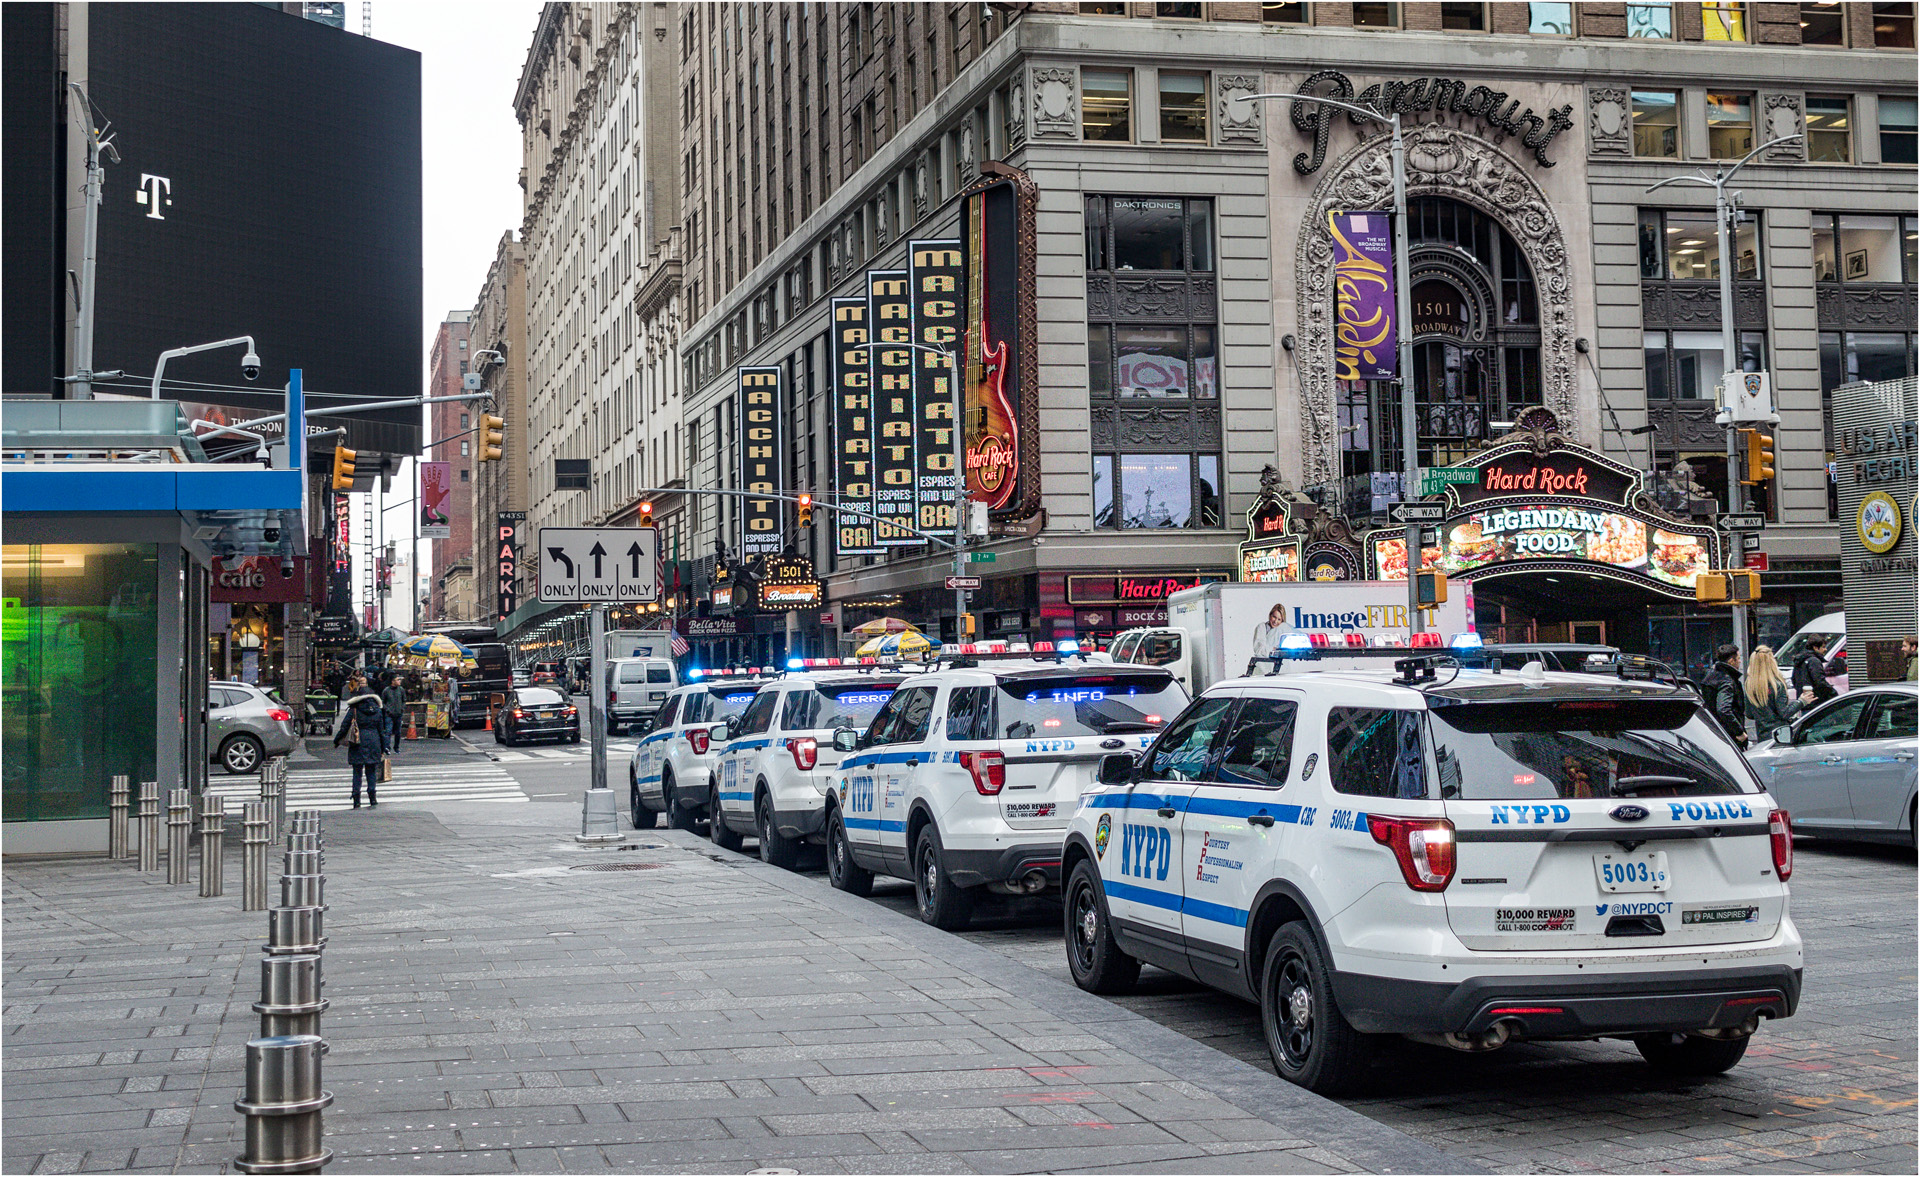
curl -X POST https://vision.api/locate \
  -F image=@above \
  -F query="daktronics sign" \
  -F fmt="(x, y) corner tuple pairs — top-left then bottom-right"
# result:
(1066, 572), (1231, 606)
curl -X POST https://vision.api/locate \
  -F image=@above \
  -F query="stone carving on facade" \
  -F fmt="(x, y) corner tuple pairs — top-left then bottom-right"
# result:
(1216, 74), (1263, 145)
(1587, 86), (1632, 157)
(1645, 282), (1768, 328)
(959, 120), (978, 178)
(1030, 67), (1078, 139)
(1293, 124), (1579, 488)
(1647, 402), (1732, 450)
(1007, 76), (1028, 149)
(1762, 93), (1805, 161)
(912, 158), (931, 219)
(1088, 405), (1223, 450)
(1818, 284), (1920, 329)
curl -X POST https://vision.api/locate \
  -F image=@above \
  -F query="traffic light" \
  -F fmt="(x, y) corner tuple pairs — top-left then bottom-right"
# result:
(796, 493), (813, 529)
(1695, 570), (1762, 604)
(330, 445), (357, 492)
(1740, 428), (1775, 485)
(1415, 570), (1448, 606)
(639, 501), (654, 527)
(478, 413), (505, 462)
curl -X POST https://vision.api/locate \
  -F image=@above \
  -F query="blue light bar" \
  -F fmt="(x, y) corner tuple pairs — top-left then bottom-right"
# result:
(787, 657), (805, 670)
(1449, 632), (1484, 649)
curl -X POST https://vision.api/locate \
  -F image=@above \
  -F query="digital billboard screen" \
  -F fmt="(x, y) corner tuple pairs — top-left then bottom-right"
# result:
(86, 3), (422, 452)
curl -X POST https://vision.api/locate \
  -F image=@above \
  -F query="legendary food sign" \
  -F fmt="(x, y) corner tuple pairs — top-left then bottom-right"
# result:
(1289, 69), (1575, 175)
(1238, 497), (1304, 583)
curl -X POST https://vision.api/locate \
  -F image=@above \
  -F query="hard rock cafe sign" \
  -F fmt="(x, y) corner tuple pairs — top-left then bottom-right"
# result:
(961, 169), (1040, 520)
(1289, 70), (1575, 175)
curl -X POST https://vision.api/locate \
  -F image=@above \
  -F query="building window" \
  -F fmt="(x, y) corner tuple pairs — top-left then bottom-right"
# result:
(1159, 71), (1208, 142)
(1352, 2), (1399, 26)
(1079, 2), (1128, 13)
(1701, 2), (1747, 40)
(1262, 3), (1309, 22)
(460, 412), (470, 428)
(1441, 3), (1486, 31)
(1880, 97), (1918, 164)
(1527, 2), (1574, 33)
(460, 469), (470, 483)
(1800, 1), (1845, 44)
(1706, 92), (1753, 159)
(1156, 3), (1204, 17)
(1087, 194), (1215, 272)
(1639, 209), (1761, 281)
(1093, 453), (1221, 529)
(1811, 213), (1915, 283)
(1643, 330), (1767, 399)
(1805, 96), (1852, 162)
(1876, 2), (1917, 46)
(457, 338), (467, 350)
(1632, 90), (1681, 158)
(1082, 68), (1132, 142)
(1627, 1), (1673, 37)
(460, 441), (470, 457)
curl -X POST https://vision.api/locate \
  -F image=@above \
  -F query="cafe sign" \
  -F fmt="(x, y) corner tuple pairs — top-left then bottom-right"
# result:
(1066, 571), (1230, 606)
(1237, 495), (1303, 583)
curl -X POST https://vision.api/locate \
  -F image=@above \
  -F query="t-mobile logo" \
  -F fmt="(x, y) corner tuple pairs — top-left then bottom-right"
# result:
(135, 174), (172, 219)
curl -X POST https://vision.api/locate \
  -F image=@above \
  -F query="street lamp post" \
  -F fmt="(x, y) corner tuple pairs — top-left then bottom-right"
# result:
(1238, 92), (1423, 632)
(1647, 133), (1802, 663)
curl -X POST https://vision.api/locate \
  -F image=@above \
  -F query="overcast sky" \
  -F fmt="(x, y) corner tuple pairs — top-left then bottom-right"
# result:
(358, 1), (544, 626)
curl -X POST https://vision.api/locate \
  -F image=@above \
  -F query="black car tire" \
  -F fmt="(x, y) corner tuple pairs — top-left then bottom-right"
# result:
(664, 773), (697, 832)
(630, 775), (659, 829)
(1635, 1032), (1750, 1076)
(1065, 860), (1140, 995)
(569, 730), (581, 744)
(757, 791), (800, 870)
(912, 824), (975, 931)
(492, 722), (503, 745)
(220, 734), (264, 776)
(826, 808), (873, 896)
(708, 783), (744, 851)
(1260, 922), (1373, 1096)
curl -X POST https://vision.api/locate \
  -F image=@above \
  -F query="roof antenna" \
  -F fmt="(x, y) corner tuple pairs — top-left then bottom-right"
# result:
(361, 1), (371, 37)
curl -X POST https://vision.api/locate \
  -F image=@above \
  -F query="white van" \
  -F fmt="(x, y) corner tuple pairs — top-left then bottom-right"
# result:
(606, 656), (678, 734)
(1776, 613), (1846, 694)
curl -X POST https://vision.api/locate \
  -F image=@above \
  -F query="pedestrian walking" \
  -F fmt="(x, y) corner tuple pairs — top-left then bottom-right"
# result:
(1743, 645), (1799, 740)
(1702, 643), (1749, 748)
(1904, 635), (1917, 682)
(332, 675), (384, 808)
(381, 671), (407, 754)
(1790, 635), (1838, 706)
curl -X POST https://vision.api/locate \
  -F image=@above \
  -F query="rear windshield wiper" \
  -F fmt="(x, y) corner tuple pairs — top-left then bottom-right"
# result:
(1612, 774), (1698, 795)
(1097, 721), (1162, 734)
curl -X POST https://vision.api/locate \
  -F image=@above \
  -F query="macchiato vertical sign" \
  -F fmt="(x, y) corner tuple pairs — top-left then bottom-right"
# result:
(1328, 211), (1396, 381)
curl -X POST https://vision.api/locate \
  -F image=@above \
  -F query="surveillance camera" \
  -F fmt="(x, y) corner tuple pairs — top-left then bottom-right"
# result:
(279, 558), (296, 579)
(241, 351), (262, 381)
(263, 526), (280, 544)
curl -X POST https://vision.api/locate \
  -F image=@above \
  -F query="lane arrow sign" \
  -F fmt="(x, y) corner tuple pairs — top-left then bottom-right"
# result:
(588, 542), (607, 579)
(547, 548), (574, 578)
(627, 543), (643, 577)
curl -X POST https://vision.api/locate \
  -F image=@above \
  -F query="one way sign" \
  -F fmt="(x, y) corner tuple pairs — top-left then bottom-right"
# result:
(537, 527), (659, 603)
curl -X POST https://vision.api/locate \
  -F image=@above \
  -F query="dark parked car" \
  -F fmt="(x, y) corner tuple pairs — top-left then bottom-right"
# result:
(530, 662), (562, 686)
(494, 687), (579, 746)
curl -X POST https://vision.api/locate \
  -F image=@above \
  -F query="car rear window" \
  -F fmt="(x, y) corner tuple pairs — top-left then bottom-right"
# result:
(617, 663), (647, 684)
(517, 688), (566, 706)
(1426, 700), (1756, 800)
(992, 673), (1182, 739)
(682, 686), (759, 724)
(781, 682), (901, 731)
(648, 666), (673, 683)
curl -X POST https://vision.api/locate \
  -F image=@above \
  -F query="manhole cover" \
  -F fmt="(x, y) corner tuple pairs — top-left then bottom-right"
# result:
(570, 862), (666, 872)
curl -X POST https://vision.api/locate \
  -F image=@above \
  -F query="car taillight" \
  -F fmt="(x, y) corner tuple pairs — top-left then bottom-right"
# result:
(563, 707), (577, 717)
(787, 737), (818, 771)
(1367, 815), (1456, 892)
(266, 708), (292, 722)
(512, 708), (526, 718)
(960, 750), (1006, 795)
(1769, 809), (1793, 881)
(688, 727), (710, 755)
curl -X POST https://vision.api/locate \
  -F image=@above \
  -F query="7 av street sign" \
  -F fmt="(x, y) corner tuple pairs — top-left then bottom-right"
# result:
(537, 527), (658, 603)
(1390, 502), (1446, 524)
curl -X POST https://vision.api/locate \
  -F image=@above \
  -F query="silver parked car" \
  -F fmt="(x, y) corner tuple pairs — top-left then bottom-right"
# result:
(1749, 682), (1916, 847)
(208, 681), (300, 774)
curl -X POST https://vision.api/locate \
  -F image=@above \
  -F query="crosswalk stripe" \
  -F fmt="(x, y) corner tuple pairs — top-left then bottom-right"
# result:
(205, 763), (527, 812)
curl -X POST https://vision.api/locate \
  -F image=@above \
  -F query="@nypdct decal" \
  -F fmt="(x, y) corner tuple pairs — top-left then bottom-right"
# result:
(1094, 812), (1112, 857)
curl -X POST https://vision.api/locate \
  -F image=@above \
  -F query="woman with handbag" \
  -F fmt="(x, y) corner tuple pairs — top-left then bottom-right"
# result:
(332, 674), (386, 808)
(1744, 645), (1800, 742)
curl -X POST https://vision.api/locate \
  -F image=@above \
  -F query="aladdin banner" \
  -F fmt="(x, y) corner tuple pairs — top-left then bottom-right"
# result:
(1328, 211), (1396, 381)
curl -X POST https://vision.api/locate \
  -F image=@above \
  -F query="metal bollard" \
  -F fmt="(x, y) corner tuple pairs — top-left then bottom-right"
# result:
(166, 788), (193, 884)
(279, 871), (326, 911)
(137, 782), (160, 872)
(263, 905), (327, 956)
(242, 803), (272, 912)
(109, 775), (131, 860)
(283, 849), (323, 878)
(200, 796), (226, 898)
(254, 953), (328, 1039)
(286, 832), (321, 857)
(234, 1034), (332, 1174)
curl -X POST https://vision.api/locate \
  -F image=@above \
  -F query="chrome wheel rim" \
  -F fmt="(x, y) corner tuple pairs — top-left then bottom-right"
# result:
(1275, 951), (1314, 1067)
(1069, 884), (1099, 974)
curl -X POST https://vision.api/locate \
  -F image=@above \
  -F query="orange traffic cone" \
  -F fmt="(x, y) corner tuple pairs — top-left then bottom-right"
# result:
(407, 712), (419, 741)
(484, 708), (492, 732)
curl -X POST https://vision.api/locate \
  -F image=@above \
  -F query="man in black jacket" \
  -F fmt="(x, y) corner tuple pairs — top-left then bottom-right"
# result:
(1702, 643), (1748, 748)
(1791, 636), (1837, 706)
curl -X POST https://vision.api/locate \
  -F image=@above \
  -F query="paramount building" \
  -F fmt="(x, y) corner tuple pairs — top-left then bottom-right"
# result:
(669, 1), (1915, 670)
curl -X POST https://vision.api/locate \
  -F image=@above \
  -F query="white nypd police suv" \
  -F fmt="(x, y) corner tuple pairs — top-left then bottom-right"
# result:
(705, 664), (912, 866)
(627, 672), (772, 830)
(825, 645), (1188, 929)
(1061, 652), (1802, 1094)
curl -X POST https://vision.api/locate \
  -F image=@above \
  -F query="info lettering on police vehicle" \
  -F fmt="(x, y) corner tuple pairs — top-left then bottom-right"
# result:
(537, 527), (659, 604)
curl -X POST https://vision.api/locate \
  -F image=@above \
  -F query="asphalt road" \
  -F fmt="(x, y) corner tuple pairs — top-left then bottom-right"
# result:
(445, 734), (1918, 1173)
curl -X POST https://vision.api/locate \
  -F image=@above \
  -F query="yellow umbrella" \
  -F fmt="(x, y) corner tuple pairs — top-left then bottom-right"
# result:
(848, 616), (920, 636)
(855, 631), (942, 658)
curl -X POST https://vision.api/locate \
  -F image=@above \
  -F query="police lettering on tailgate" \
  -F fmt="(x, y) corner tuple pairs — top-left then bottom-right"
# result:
(1666, 800), (1754, 821)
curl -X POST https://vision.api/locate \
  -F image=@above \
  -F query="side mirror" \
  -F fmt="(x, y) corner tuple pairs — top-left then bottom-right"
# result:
(1773, 725), (1794, 746)
(707, 721), (731, 744)
(832, 728), (861, 753)
(1096, 751), (1139, 786)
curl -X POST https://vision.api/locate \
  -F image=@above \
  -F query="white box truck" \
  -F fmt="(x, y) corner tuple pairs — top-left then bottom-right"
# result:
(1105, 580), (1475, 693)
(605, 629), (676, 662)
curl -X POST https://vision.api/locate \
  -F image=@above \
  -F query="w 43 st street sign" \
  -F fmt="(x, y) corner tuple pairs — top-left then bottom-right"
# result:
(537, 527), (658, 603)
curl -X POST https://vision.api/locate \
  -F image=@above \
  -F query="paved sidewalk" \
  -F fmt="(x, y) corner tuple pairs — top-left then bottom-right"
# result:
(3, 797), (1468, 1175)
